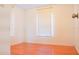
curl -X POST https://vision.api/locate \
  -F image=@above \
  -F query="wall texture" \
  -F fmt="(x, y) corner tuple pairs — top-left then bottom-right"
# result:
(74, 4), (79, 53)
(0, 8), (11, 54)
(25, 5), (74, 46)
(11, 8), (25, 45)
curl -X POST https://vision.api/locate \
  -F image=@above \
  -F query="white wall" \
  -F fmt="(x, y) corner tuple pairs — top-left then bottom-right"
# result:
(25, 9), (36, 42)
(0, 5), (26, 54)
(10, 4), (79, 53)
(51, 5), (74, 46)
(0, 8), (11, 54)
(25, 5), (74, 46)
(25, 6), (54, 44)
(11, 8), (25, 45)
(74, 4), (79, 53)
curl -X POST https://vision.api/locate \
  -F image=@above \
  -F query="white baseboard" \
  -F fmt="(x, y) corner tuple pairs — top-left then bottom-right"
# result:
(26, 40), (73, 47)
(75, 46), (79, 54)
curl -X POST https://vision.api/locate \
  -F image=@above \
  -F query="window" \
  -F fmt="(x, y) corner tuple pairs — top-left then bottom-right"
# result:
(36, 7), (54, 36)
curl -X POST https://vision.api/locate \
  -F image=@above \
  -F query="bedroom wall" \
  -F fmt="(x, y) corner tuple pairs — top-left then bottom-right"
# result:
(51, 5), (74, 46)
(24, 9), (36, 42)
(0, 8), (11, 54)
(11, 7), (25, 45)
(25, 5), (74, 46)
(73, 4), (79, 53)
(24, 6), (54, 44)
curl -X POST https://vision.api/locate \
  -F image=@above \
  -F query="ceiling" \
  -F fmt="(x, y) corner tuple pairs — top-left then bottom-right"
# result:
(0, 4), (51, 9)
(16, 4), (49, 9)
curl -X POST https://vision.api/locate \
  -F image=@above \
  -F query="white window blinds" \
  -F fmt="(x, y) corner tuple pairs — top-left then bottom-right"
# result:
(36, 7), (54, 36)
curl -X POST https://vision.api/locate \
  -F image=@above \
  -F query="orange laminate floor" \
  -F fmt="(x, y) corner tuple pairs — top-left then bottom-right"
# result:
(11, 42), (78, 55)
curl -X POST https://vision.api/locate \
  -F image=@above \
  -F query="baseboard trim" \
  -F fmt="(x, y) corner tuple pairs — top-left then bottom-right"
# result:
(25, 41), (74, 47)
(75, 47), (79, 54)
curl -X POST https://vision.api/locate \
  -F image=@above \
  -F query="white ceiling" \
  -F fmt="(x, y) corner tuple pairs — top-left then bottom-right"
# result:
(16, 4), (49, 9)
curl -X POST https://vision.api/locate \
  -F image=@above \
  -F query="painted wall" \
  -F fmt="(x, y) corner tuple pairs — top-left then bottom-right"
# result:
(11, 4), (75, 46)
(25, 9), (36, 42)
(74, 4), (79, 53)
(0, 8), (11, 54)
(10, 4), (79, 53)
(25, 6), (54, 44)
(11, 8), (25, 45)
(25, 5), (74, 46)
(51, 5), (74, 46)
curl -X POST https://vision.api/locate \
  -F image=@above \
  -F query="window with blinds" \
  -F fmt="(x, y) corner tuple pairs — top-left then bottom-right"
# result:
(36, 6), (54, 36)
